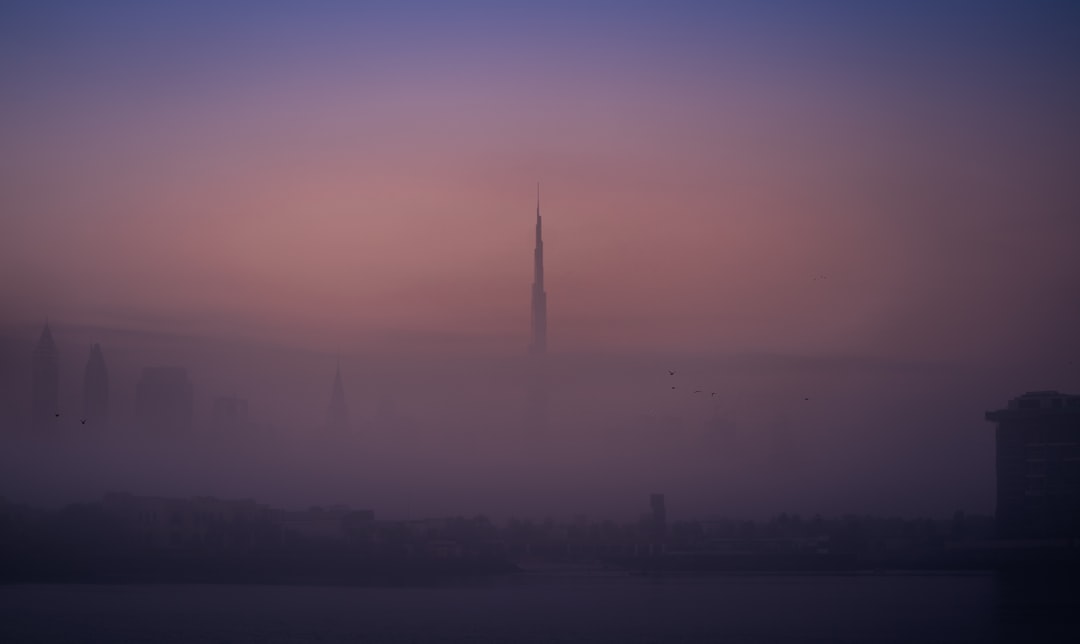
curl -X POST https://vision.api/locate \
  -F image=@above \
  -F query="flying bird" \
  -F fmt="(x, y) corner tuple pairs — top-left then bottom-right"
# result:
(804, 397), (810, 401)
(711, 392), (717, 397)
(54, 413), (60, 418)
(80, 419), (87, 425)
(694, 390), (703, 394)
(671, 386), (676, 390)
(668, 370), (676, 376)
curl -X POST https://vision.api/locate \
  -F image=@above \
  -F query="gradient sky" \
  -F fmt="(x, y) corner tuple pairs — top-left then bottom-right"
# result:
(3, 0), (1079, 365)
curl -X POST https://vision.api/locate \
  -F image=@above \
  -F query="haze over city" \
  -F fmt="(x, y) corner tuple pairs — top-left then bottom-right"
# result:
(2, 1), (1079, 522)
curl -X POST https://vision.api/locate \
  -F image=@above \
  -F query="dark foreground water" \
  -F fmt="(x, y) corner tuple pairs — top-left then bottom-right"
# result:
(2, 573), (1079, 643)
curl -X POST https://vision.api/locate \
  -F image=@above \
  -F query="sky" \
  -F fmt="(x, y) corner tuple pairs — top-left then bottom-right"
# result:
(1, 2), (1079, 517)
(2, 0), (1078, 362)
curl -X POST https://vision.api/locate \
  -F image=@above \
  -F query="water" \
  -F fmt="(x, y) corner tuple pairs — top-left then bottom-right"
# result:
(2, 573), (1077, 643)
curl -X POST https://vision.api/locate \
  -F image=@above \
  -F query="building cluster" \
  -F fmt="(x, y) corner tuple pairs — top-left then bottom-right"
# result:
(34, 385), (1074, 563)
(13, 193), (1080, 564)
(98, 492), (376, 549)
(30, 325), (106, 430)
(22, 315), (1080, 551)
(26, 323), (263, 432)
(0, 490), (1007, 576)
(2, 463), (1077, 578)
(24, 321), (367, 433)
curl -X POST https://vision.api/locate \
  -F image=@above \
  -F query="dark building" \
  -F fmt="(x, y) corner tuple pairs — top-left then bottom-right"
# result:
(530, 184), (547, 355)
(82, 343), (109, 427)
(211, 395), (249, 430)
(526, 185), (550, 430)
(135, 366), (194, 432)
(986, 391), (1080, 539)
(31, 323), (59, 430)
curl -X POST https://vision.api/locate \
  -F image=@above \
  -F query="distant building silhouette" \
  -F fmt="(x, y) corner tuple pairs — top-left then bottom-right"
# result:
(526, 185), (549, 430)
(102, 492), (270, 548)
(82, 343), (109, 427)
(326, 362), (350, 431)
(530, 184), (547, 355)
(986, 391), (1080, 539)
(211, 395), (248, 430)
(31, 323), (59, 430)
(276, 505), (365, 542)
(100, 492), (374, 549)
(135, 366), (194, 432)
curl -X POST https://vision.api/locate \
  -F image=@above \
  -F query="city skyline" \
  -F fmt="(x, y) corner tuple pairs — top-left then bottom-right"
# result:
(3, 3), (1080, 641)
(1, 0), (1078, 530)
(5, 309), (1071, 521)
(1, 181), (1075, 519)
(8, 189), (556, 434)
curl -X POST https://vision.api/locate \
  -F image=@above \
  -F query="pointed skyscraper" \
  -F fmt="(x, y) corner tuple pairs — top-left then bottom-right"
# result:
(526, 186), (550, 430)
(31, 322), (59, 430)
(326, 360), (350, 431)
(83, 343), (109, 427)
(530, 183), (547, 355)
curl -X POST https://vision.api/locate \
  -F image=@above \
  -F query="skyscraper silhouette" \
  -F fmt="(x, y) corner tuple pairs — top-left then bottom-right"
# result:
(530, 183), (547, 355)
(326, 361), (350, 431)
(82, 343), (109, 427)
(527, 185), (549, 429)
(31, 322), (59, 430)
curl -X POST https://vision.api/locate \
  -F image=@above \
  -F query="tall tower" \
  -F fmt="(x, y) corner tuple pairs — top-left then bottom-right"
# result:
(31, 323), (59, 430)
(326, 360), (350, 431)
(530, 183), (547, 355)
(526, 185), (550, 430)
(82, 343), (109, 427)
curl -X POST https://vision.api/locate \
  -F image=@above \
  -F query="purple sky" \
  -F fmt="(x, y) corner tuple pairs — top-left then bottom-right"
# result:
(3, 2), (1078, 361)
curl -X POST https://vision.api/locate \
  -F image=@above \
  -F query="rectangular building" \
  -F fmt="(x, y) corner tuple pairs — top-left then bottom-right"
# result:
(986, 391), (1080, 539)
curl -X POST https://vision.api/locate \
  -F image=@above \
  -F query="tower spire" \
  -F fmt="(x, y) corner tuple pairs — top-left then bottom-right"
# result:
(527, 184), (550, 429)
(535, 182), (542, 245)
(530, 184), (547, 355)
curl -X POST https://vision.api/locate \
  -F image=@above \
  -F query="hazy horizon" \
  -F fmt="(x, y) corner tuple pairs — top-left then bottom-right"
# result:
(0, 318), (1049, 520)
